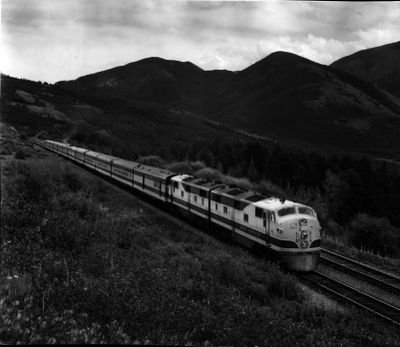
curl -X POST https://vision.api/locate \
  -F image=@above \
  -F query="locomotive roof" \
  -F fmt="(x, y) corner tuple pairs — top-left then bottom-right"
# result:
(171, 174), (192, 182)
(135, 163), (177, 180)
(254, 197), (296, 211)
(95, 152), (119, 162)
(84, 150), (103, 158)
(113, 158), (139, 169)
(182, 176), (222, 189)
(54, 142), (70, 147)
(181, 177), (269, 203)
(70, 146), (89, 154)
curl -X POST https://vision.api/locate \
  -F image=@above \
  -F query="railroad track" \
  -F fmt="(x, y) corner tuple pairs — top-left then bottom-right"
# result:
(320, 249), (400, 295)
(300, 270), (400, 326)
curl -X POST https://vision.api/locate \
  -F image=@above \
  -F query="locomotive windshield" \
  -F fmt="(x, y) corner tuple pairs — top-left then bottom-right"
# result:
(298, 206), (315, 216)
(277, 207), (296, 217)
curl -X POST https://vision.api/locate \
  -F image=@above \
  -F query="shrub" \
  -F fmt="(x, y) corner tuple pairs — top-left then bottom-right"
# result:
(190, 160), (206, 171)
(166, 161), (193, 174)
(194, 167), (223, 182)
(137, 155), (165, 168)
(14, 149), (27, 159)
(348, 213), (400, 257)
(63, 168), (84, 192)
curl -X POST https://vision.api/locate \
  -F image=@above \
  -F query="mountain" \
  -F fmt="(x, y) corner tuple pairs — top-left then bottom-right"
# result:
(331, 41), (400, 98)
(57, 57), (233, 106)
(199, 52), (400, 155)
(4, 47), (400, 158)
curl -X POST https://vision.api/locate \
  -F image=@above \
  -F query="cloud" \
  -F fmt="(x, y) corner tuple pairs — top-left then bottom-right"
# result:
(1, 0), (400, 82)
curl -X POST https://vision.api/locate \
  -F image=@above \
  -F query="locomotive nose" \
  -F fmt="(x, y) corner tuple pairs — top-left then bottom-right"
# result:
(297, 217), (317, 248)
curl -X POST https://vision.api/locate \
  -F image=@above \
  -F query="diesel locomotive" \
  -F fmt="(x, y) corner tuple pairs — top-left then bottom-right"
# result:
(36, 139), (321, 271)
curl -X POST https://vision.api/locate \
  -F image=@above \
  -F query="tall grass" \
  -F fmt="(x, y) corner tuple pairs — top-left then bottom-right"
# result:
(1, 157), (400, 345)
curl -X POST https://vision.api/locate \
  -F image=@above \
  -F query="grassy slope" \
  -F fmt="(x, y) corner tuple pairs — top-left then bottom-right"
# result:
(1, 142), (400, 345)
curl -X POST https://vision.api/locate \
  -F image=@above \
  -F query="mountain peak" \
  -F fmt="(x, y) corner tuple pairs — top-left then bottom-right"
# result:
(331, 41), (400, 98)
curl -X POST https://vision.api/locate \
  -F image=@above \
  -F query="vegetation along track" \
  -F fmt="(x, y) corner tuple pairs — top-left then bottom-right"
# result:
(300, 270), (400, 326)
(320, 249), (400, 295)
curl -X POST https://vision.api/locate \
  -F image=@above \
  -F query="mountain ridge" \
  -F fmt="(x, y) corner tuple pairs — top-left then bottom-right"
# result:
(331, 41), (400, 98)
(4, 46), (400, 158)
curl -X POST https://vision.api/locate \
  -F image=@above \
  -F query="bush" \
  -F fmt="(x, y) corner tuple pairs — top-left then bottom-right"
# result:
(14, 149), (27, 159)
(166, 161), (193, 174)
(137, 155), (165, 168)
(348, 214), (400, 257)
(194, 167), (223, 182)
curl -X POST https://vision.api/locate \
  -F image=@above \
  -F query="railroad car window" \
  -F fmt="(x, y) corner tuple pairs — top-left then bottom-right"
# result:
(194, 196), (197, 203)
(298, 207), (315, 216)
(181, 191), (184, 198)
(201, 198), (204, 205)
(223, 206), (228, 214)
(255, 207), (263, 218)
(278, 207), (296, 217)
(215, 203), (218, 210)
(244, 214), (249, 223)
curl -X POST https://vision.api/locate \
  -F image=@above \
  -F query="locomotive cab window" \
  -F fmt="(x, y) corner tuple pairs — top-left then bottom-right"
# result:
(215, 203), (218, 211)
(181, 191), (184, 198)
(244, 214), (249, 223)
(298, 207), (315, 216)
(194, 196), (197, 203)
(223, 206), (228, 214)
(255, 207), (263, 218)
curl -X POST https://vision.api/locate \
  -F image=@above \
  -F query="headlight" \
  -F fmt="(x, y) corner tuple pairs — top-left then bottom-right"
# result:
(277, 228), (284, 234)
(299, 218), (308, 226)
(301, 230), (308, 239)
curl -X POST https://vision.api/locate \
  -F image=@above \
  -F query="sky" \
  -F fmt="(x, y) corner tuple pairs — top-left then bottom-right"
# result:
(1, 0), (400, 83)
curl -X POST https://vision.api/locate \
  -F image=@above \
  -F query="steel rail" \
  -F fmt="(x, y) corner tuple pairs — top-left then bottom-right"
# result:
(300, 270), (400, 326)
(321, 249), (400, 295)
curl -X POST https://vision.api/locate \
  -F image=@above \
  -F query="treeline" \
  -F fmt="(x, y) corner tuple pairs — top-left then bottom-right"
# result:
(69, 132), (400, 257)
(170, 139), (400, 256)
(181, 140), (399, 222)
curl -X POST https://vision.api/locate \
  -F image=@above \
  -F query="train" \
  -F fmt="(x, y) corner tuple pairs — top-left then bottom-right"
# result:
(35, 139), (321, 271)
